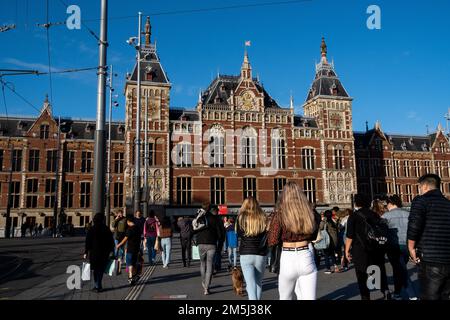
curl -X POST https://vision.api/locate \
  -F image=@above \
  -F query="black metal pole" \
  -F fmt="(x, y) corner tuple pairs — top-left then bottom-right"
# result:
(52, 117), (62, 237)
(92, 0), (108, 219)
(5, 143), (13, 238)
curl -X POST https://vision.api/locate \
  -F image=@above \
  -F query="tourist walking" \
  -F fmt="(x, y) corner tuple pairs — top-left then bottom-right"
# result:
(84, 213), (115, 292)
(159, 216), (173, 268)
(345, 194), (389, 300)
(236, 197), (268, 300)
(225, 218), (238, 271)
(338, 209), (352, 271)
(177, 216), (193, 267)
(268, 182), (321, 300)
(321, 210), (340, 274)
(192, 204), (225, 295)
(384, 195), (417, 300)
(407, 174), (450, 300)
(112, 210), (127, 274)
(144, 211), (159, 265)
(116, 215), (142, 284)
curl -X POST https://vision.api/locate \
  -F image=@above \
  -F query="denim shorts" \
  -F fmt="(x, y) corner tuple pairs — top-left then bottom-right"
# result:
(126, 252), (138, 267)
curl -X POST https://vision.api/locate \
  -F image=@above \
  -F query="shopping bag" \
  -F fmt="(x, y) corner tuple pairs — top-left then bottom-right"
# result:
(191, 245), (200, 260)
(105, 259), (116, 276)
(81, 262), (91, 281)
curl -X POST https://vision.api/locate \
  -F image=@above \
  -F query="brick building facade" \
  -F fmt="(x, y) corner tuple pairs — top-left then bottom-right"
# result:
(1, 20), (448, 230)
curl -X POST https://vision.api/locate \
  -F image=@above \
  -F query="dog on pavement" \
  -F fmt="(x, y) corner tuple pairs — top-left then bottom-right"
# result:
(231, 266), (245, 296)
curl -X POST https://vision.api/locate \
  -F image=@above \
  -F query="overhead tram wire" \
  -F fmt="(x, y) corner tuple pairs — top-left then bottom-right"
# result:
(0, 67), (98, 77)
(0, 77), (41, 114)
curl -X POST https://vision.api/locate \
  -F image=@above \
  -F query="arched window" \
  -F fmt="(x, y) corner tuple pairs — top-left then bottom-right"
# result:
(175, 142), (192, 167)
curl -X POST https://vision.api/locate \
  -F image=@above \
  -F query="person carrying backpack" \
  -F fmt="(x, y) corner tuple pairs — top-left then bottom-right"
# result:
(144, 211), (159, 265)
(320, 210), (340, 274)
(192, 203), (224, 295)
(345, 194), (390, 300)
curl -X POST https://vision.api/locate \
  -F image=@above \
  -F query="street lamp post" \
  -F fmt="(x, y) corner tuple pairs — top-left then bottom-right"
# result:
(106, 65), (118, 228)
(52, 116), (62, 238)
(92, 0), (108, 220)
(143, 94), (149, 217)
(128, 12), (143, 214)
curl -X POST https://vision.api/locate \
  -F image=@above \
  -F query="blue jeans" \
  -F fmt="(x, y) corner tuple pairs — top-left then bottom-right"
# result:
(240, 254), (267, 300)
(114, 239), (125, 261)
(146, 236), (157, 264)
(93, 269), (104, 289)
(161, 237), (172, 266)
(227, 247), (237, 267)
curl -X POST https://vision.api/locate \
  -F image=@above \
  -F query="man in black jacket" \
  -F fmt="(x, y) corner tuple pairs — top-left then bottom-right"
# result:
(407, 174), (450, 300)
(177, 216), (193, 267)
(192, 204), (225, 295)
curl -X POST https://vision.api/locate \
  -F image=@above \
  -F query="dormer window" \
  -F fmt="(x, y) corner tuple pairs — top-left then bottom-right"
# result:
(85, 123), (95, 133)
(422, 143), (429, 151)
(17, 121), (26, 131)
(117, 125), (125, 135)
(40, 124), (49, 139)
(401, 142), (407, 151)
(409, 137), (414, 145)
(145, 66), (153, 81)
(330, 82), (338, 95)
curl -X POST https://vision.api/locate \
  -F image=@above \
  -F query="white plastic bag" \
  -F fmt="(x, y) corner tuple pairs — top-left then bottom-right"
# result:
(191, 245), (200, 260)
(106, 259), (116, 276)
(81, 262), (91, 281)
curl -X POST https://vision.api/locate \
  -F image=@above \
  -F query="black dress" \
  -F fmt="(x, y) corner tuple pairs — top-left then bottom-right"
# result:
(85, 224), (115, 272)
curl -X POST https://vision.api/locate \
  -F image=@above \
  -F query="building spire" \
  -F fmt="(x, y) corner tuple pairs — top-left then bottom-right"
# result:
(241, 50), (252, 79)
(41, 93), (51, 114)
(145, 16), (151, 45)
(321, 37), (328, 64)
(290, 93), (294, 110)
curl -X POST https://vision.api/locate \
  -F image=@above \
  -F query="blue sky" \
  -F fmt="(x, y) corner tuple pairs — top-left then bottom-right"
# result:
(1, 0), (449, 135)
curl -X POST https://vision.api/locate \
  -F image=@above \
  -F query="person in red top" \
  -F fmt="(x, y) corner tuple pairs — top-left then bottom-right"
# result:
(268, 182), (320, 300)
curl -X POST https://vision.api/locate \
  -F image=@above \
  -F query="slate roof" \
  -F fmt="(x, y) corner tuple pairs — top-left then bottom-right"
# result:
(306, 63), (349, 101)
(201, 75), (279, 108)
(354, 130), (439, 152)
(293, 116), (319, 128)
(127, 44), (169, 85)
(0, 116), (125, 141)
(169, 109), (200, 121)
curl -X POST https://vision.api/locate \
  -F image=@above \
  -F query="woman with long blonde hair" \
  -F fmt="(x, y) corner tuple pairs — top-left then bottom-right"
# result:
(267, 181), (320, 300)
(236, 197), (268, 300)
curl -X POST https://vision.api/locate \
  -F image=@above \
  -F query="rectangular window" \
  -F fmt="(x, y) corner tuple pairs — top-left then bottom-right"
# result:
(274, 178), (287, 203)
(28, 150), (40, 172)
(302, 148), (315, 170)
(40, 124), (49, 139)
(413, 161), (420, 177)
(334, 149), (343, 170)
(424, 161), (431, 174)
(12, 150), (22, 171)
(45, 179), (56, 208)
(62, 181), (74, 208)
(114, 152), (124, 173)
(303, 178), (317, 204)
(272, 138), (286, 169)
(113, 182), (124, 207)
(394, 160), (400, 177)
(148, 143), (155, 166)
(80, 182), (91, 208)
(210, 177), (225, 205)
(12, 181), (21, 208)
(175, 144), (192, 167)
(384, 160), (392, 177)
(64, 151), (75, 173)
(0, 149), (3, 171)
(404, 160), (410, 178)
(436, 161), (443, 177)
(395, 184), (402, 197)
(46, 150), (57, 172)
(406, 185), (413, 203)
(81, 152), (92, 173)
(242, 137), (256, 169)
(386, 182), (393, 194)
(176, 177), (192, 205)
(26, 179), (38, 208)
(243, 177), (257, 200)
(210, 137), (225, 168)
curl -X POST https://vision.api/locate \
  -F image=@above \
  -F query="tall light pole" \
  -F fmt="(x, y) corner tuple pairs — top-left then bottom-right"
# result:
(53, 116), (62, 237)
(92, 0), (108, 219)
(128, 12), (143, 214)
(106, 65), (118, 228)
(143, 94), (149, 217)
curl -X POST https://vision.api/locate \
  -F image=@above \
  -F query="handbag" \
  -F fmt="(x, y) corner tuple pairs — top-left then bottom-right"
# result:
(191, 245), (200, 260)
(81, 262), (91, 281)
(105, 259), (116, 276)
(313, 223), (330, 250)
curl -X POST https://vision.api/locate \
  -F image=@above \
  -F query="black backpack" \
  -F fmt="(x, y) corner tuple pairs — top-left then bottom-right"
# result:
(356, 211), (389, 251)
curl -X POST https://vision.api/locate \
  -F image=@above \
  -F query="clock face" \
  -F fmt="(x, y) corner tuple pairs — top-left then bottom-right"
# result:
(241, 91), (254, 110)
(329, 112), (343, 129)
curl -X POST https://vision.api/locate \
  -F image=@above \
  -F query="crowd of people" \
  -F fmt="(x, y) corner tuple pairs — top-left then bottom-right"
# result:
(83, 173), (450, 300)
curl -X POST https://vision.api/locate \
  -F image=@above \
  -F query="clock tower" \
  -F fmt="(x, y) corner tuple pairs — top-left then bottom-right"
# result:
(124, 17), (171, 214)
(303, 37), (356, 206)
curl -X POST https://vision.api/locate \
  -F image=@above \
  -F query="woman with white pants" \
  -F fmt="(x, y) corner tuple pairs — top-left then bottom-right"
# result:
(268, 182), (321, 300)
